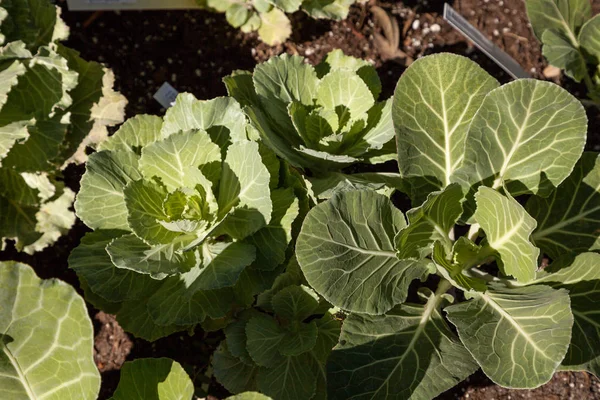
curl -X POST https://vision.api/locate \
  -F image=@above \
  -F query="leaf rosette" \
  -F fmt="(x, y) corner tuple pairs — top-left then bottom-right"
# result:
(296, 53), (598, 399)
(224, 50), (395, 173)
(71, 94), (307, 341)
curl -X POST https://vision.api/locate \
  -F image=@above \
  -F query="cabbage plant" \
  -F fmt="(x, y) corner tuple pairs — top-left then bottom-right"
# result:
(0, 0), (126, 253)
(526, 0), (600, 103)
(225, 50), (397, 198)
(198, 0), (364, 45)
(70, 94), (307, 341)
(296, 53), (600, 399)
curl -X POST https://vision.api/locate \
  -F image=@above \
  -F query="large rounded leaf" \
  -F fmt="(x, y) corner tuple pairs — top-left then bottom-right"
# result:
(393, 53), (499, 197)
(296, 190), (431, 315)
(0, 262), (100, 399)
(455, 79), (587, 198)
(446, 283), (573, 388)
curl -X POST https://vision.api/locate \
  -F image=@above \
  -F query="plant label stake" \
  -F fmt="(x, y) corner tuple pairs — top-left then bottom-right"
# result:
(443, 3), (530, 79)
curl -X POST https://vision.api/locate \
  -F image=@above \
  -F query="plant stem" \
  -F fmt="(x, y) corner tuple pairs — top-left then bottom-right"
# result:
(434, 278), (453, 298)
(467, 223), (480, 241)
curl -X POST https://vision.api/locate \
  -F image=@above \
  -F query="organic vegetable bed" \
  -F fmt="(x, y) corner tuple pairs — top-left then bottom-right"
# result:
(2, 0), (600, 399)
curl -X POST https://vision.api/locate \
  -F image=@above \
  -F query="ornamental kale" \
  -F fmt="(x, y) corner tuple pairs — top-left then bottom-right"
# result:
(70, 94), (307, 341)
(296, 53), (599, 398)
(526, 0), (600, 103)
(0, 0), (126, 253)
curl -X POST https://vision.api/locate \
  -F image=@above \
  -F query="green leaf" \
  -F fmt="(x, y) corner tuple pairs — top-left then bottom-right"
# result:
(146, 242), (256, 326)
(110, 358), (194, 400)
(395, 183), (463, 259)
(123, 179), (181, 244)
(535, 252), (600, 285)
(140, 130), (221, 192)
(245, 188), (298, 270)
(69, 230), (161, 303)
(527, 152), (600, 259)
(256, 353), (317, 400)
(0, 0), (64, 50)
(116, 298), (186, 342)
(226, 3), (250, 28)
(308, 171), (403, 200)
(253, 54), (319, 133)
(223, 70), (259, 108)
(75, 150), (142, 230)
(106, 234), (197, 279)
(433, 241), (488, 293)
(214, 344), (259, 394)
(279, 321), (318, 356)
(55, 44), (126, 165)
(531, 253), (600, 375)
(269, 0), (302, 13)
(302, 0), (354, 20)
(473, 187), (539, 282)
(455, 80), (587, 199)
(312, 310), (341, 364)
(318, 48), (382, 99)
(329, 288), (478, 400)
(0, 262), (100, 400)
(246, 314), (285, 367)
(0, 119), (29, 163)
(297, 190), (431, 315)
(161, 94), (248, 147)
(541, 29), (588, 82)
(579, 15), (600, 64)
(99, 114), (164, 153)
(272, 284), (320, 322)
(393, 53), (499, 198)
(22, 185), (76, 254)
(316, 70), (374, 122)
(3, 116), (67, 172)
(257, 8), (291, 46)
(446, 283), (573, 388)
(525, 0), (591, 41)
(218, 141), (272, 237)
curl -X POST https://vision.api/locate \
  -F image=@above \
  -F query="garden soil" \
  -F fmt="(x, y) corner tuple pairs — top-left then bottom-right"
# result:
(4, 0), (599, 398)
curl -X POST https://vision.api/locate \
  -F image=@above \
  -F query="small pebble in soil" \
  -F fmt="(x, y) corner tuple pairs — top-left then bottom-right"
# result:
(412, 20), (420, 30)
(430, 24), (441, 33)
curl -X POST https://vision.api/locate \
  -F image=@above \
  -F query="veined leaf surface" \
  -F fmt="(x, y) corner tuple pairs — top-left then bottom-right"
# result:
(393, 53), (499, 196)
(0, 262), (100, 400)
(527, 152), (600, 258)
(474, 187), (539, 282)
(455, 80), (587, 198)
(75, 150), (142, 230)
(296, 190), (431, 315)
(328, 289), (478, 399)
(446, 283), (573, 388)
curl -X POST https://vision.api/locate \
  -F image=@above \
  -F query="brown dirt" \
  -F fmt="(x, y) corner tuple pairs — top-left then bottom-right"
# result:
(1, 1), (596, 399)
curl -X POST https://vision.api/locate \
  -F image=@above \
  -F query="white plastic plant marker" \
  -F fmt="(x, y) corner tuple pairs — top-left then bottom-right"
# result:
(443, 3), (530, 79)
(154, 82), (179, 108)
